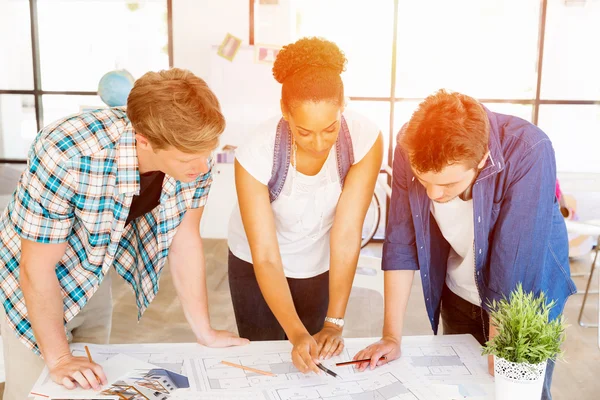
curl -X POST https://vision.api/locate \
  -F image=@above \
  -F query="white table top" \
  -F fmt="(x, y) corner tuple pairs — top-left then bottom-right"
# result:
(32, 335), (495, 400)
(565, 219), (600, 236)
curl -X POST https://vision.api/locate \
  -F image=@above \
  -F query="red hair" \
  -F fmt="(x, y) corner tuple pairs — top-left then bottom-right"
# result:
(400, 90), (489, 173)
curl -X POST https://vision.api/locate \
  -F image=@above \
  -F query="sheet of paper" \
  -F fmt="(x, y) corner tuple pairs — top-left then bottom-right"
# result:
(31, 353), (156, 399)
(30, 335), (493, 400)
(185, 335), (493, 400)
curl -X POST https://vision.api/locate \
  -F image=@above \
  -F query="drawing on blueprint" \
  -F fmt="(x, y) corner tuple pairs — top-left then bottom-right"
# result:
(71, 346), (186, 375)
(401, 345), (472, 377)
(274, 372), (418, 400)
(196, 350), (358, 391)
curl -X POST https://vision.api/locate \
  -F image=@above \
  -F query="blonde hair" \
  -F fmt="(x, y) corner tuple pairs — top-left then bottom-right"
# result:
(126, 68), (225, 153)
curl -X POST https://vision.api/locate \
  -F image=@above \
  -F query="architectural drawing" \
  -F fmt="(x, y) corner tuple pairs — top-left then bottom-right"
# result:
(31, 335), (493, 400)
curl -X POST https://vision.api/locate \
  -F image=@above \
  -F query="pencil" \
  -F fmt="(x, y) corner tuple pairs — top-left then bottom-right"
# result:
(316, 363), (339, 378)
(84, 345), (93, 363)
(335, 356), (387, 366)
(84, 345), (102, 384)
(221, 360), (276, 377)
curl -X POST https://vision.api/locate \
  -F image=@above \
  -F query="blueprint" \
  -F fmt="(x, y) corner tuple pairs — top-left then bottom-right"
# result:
(30, 335), (493, 400)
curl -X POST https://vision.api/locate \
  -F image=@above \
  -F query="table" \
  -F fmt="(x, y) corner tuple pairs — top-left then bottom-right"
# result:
(31, 335), (495, 400)
(564, 219), (600, 348)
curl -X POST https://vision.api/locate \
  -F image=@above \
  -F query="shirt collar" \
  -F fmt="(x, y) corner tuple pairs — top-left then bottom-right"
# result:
(115, 123), (141, 195)
(475, 106), (505, 182)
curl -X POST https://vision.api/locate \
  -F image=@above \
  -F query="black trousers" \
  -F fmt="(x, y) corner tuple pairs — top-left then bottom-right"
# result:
(441, 284), (555, 400)
(228, 250), (329, 340)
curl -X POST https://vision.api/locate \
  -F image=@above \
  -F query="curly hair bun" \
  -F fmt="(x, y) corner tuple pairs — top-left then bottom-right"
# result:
(273, 37), (347, 84)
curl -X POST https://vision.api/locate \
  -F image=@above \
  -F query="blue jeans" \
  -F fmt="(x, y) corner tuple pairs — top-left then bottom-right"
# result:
(228, 250), (329, 340)
(441, 285), (555, 400)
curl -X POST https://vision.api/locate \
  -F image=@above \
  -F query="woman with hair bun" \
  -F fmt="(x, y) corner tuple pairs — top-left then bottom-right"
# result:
(228, 37), (383, 374)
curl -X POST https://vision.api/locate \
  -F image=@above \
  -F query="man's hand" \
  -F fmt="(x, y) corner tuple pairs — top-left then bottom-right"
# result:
(198, 329), (249, 348)
(291, 332), (321, 375)
(313, 325), (344, 360)
(353, 335), (401, 372)
(48, 354), (107, 390)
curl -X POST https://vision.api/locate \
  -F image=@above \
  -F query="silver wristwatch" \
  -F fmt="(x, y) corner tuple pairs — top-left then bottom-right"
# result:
(324, 316), (345, 328)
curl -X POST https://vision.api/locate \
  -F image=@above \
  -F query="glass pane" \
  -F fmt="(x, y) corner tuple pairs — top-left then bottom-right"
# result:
(37, 0), (169, 91)
(393, 100), (421, 142)
(541, 0), (600, 100)
(345, 101), (391, 240)
(0, 0), (33, 90)
(0, 95), (37, 159)
(42, 95), (106, 127)
(482, 103), (533, 122)
(291, 0), (394, 97)
(396, 0), (540, 99)
(346, 100), (390, 166)
(537, 105), (600, 173)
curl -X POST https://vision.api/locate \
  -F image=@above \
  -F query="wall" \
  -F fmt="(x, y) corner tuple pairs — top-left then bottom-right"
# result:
(172, 0), (250, 79)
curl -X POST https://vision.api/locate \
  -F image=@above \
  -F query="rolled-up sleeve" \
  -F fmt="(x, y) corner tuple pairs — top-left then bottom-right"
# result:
(382, 144), (419, 271)
(10, 142), (76, 244)
(190, 159), (214, 209)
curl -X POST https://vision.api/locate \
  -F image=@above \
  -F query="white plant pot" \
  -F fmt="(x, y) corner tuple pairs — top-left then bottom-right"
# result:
(494, 355), (547, 400)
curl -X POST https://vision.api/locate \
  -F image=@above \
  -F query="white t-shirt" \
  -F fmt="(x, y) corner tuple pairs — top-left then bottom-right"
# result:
(228, 109), (380, 278)
(431, 197), (481, 306)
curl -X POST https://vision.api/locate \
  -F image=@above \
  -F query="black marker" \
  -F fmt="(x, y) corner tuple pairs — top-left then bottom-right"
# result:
(317, 363), (340, 379)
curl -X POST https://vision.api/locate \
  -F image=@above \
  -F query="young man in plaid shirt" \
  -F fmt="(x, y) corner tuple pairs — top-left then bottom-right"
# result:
(0, 68), (248, 399)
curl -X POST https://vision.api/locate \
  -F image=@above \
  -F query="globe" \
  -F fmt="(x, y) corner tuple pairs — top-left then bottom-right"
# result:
(98, 70), (135, 107)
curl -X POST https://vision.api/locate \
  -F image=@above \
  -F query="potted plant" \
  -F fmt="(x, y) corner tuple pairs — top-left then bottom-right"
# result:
(482, 284), (567, 400)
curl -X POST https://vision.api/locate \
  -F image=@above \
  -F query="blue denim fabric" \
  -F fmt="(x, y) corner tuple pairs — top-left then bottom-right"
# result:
(383, 108), (577, 334)
(267, 116), (354, 202)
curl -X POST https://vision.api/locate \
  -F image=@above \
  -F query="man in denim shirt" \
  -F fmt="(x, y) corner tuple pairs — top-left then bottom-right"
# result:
(355, 90), (576, 400)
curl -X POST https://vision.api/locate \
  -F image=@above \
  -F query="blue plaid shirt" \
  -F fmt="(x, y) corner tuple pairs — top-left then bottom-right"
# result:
(0, 108), (213, 354)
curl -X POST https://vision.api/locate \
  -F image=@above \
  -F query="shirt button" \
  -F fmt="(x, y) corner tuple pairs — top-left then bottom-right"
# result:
(478, 216), (481, 223)
(424, 274), (427, 277)
(420, 246), (424, 250)
(426, 298), (429, 301)
(416, 214), (419, 218)
(479, 249), (482, 254)
(477, 271), (480, 275)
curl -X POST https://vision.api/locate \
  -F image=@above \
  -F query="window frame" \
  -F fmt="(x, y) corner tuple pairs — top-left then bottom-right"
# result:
(0, 0), (173, 163)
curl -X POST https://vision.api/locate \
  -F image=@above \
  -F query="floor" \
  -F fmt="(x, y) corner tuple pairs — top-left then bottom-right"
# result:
(0, 164), (599, 399)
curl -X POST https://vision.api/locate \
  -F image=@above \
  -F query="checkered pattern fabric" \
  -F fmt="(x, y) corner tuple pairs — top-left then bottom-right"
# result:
(0, 107), (213, 354)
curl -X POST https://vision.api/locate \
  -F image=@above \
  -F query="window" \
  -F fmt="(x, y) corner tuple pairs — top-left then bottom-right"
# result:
(252, 0), (600, 237)
(292, 0), (394, 98)
(0, 0), (33, 91)
(537, 105), (600, 173)
(541, 0), (600, 100)
(252, 0), (599, 171)
(37, 0), (170, 92)
(0, 95), (36, 159)
(396, 0), (540, 100)
(0, 0), (172, 161)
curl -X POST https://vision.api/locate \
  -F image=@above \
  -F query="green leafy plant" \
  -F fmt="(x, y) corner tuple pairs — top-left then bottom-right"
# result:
(482, 283), (566, 365)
